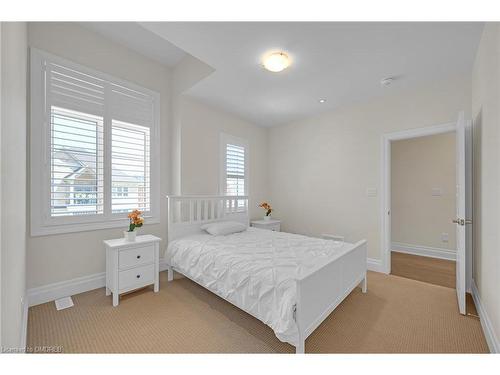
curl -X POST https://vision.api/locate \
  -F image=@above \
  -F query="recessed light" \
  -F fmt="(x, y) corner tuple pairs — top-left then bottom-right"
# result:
(380, 77), (394, 87)
(319, 99), (326, 103)
(262, 52), (290, 73)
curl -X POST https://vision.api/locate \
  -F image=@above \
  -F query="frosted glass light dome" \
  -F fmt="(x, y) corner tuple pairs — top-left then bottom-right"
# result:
(262, 52), (290, 72)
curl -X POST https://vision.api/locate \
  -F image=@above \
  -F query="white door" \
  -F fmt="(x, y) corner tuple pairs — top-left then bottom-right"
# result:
(454, 111), (467, 315)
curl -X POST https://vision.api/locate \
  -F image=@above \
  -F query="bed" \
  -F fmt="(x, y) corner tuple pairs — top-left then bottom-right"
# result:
(165, 195), (367, 353)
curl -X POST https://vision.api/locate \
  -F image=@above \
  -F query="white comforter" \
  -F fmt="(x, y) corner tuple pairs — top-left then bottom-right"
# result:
(166, 227), (348, 346)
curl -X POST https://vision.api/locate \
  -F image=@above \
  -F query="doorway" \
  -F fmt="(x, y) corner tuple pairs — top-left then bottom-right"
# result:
(389, 131), (456, 288)
(381, 115), (472, 315)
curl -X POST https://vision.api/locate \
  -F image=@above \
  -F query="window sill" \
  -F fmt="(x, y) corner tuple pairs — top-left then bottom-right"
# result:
(31, 217), (160, 237)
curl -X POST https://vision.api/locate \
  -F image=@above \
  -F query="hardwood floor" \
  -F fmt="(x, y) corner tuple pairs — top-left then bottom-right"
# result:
(391, 251), (456, 288)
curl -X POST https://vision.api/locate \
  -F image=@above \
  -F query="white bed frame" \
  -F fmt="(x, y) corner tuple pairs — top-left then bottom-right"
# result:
(166, 195), (367, 354)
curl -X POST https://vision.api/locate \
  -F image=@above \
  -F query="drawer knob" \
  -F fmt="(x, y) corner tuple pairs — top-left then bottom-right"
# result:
(136, 275), (141, 279)
(136, 255), (141, 259)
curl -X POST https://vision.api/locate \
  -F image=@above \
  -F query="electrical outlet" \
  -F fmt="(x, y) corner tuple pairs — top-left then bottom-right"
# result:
(366, 188), (377, 197)
(441, 232), (449, 243)
(432, 188), (443, 196)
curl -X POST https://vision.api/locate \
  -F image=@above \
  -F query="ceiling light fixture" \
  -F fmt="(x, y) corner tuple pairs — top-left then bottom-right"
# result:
(319, 99), (326, 103)
(380, 77), (394, 87)
(262, 52), (290, 73)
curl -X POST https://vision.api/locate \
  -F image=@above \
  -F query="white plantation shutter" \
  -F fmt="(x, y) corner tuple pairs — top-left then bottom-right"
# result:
(110, 83), (154, 127)
(220, 134), (248, 211)
(30, 49), (160, 235)
(225, 143), (246, 196)
(111, 120), (151, 214)
(47, 62), (105, 117)
(50, 107), (104, 217)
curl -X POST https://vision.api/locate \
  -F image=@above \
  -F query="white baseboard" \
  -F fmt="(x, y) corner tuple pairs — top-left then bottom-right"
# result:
(20, 293), (29, 350)
(27, 272), (106, 307)
(471, 279), (499, 353)
(367, 258), (384, 273)
(28, 259), (170, 307)
(159, 258), (169, 272)
(392, 242), (456, 261)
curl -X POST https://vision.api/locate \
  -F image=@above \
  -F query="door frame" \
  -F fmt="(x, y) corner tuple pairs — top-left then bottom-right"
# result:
(381, 121), (472, 286)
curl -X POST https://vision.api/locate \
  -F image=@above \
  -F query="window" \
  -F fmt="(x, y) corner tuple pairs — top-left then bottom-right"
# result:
(31, 49), (160, 235)
(225, 143), (246, 196)
(112, 187), (129, 198)
(220, 133), (248, 203)
(111, 121), (150, 214)
(50, 106), (104, 217)
(73, 185), (98, 206)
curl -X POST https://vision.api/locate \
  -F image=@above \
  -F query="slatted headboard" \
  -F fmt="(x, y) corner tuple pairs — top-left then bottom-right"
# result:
(166, 195), (249, 242)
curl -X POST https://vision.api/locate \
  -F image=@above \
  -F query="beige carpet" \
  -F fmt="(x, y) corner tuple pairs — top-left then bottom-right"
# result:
(27, 271), (489, 353)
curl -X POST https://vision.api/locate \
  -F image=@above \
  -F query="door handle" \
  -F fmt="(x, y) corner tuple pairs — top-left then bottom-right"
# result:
(452, 218), (472, 226)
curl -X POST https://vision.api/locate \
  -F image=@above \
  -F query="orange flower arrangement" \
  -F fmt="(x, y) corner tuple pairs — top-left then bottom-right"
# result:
(259, 202), (273, 217)
(127, 209), (144, 232)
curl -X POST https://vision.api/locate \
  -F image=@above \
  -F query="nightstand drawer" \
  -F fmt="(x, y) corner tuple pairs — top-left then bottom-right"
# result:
(252, 222), (281, 231)
(119, 264), (155, 291)
(268, 223), (280, 232)
(119, 245), (155, 270)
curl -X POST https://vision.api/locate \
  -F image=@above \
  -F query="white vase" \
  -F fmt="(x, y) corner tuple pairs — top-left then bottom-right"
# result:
(264, 215), (271, 221)
(124, 230), (137, 242)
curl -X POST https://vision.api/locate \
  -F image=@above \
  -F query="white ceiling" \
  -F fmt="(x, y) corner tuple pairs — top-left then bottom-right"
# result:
(81, 22), (187, 67)
(91, 22), (484, 127)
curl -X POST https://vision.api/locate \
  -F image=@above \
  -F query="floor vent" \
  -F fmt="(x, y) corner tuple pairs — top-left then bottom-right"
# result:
(55, 296), (74, 311)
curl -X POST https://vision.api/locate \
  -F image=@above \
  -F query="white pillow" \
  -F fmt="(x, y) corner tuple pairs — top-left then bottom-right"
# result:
(200, 221), (247, 236)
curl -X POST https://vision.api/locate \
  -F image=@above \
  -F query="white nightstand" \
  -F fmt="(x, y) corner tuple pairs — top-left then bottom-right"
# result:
(251, 219), (281, 232)
(104, 234), (161, 307)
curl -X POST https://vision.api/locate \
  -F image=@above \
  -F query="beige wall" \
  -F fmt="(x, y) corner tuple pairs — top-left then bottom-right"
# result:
(1, 22), (28, 349)
(268, 76), (470, 260)
(471, 23), (500, 349)
(26, 23), (270, 291)
(391, 133), (456, 250)
(171, 54), (214, 195)
(26, 23), (172, 289)
(179, 97), (269, 220)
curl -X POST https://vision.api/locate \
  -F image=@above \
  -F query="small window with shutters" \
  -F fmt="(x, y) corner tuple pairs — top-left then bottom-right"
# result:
(225, 143), (246, 196)
(30, 49), (160, 235)
(220, 133), (248, 209)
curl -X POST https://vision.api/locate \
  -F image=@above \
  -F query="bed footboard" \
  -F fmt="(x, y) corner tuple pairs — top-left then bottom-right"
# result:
(294, 239), (367, 354)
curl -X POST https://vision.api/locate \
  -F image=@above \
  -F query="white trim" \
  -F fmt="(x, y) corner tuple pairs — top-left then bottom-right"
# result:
(381, 122), (457, 274)
(392, 242), (456, 261)
(28, 272), (106, 307)
(367, 257), (384, 273)
(471, 280), (499, 353)
(30, 217), (160, 237)
(159, 258), (169, 273)
(20, 294), (28, 351)
(465, 123), (473, 293)
(27, 259), (169, 307)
